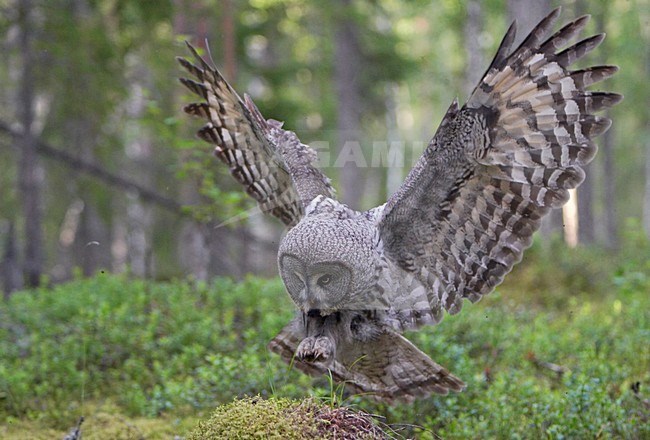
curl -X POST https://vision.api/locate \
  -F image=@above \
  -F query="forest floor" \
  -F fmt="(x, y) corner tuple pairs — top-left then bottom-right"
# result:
(1, 240), (649, 438)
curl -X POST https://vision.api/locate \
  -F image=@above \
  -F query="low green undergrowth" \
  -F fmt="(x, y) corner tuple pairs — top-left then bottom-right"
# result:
(0, 240), (648, 438)
(0, 275), (303, 425)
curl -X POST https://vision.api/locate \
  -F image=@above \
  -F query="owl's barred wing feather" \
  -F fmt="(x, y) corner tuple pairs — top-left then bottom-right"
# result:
(378, 8), (621, 318)
(269, 318), (464, 402)
(178, 43), (334, 227)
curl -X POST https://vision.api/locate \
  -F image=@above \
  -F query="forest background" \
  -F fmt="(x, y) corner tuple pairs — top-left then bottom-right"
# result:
(1, 0), (648, 287)
(0, 0), (648, 438)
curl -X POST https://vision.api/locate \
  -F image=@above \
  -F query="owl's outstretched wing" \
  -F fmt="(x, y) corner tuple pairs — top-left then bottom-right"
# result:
(268, 317), (464, 402)
(378, 9), (621, 319)
(178, 43), (335, 227)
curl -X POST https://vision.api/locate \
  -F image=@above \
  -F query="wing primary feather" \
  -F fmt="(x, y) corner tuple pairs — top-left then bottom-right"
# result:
(556, 34), (606, 67)
(376, 8), (620, 321)
(510, 7), (562, 58)
(490, 21), (518, 70)
(179, 42), (336, 227)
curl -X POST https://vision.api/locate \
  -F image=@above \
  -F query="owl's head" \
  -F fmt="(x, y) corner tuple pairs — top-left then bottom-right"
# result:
(278, 214), (378, 314)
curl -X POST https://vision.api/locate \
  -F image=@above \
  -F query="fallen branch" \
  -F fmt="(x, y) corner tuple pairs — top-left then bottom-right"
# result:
(0, 120), (182, 214)
(0, 120), (279, 252)
(526, 352), (569, 378)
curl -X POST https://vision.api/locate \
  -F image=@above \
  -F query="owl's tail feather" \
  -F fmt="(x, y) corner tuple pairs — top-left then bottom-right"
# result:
(269, 319), (464, 403)
(336, 329), (465, 403)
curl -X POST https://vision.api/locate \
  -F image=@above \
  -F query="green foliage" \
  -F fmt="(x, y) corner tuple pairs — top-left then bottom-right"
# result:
(385, 288), (649, 438)
(0, 274), (298, 426)
(493, 218), (650, 310)
(0, 247), (648, 437)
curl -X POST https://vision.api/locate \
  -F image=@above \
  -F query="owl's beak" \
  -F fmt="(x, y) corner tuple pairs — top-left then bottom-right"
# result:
(300, 287), (325, 314)
(302, 305), (334, 317)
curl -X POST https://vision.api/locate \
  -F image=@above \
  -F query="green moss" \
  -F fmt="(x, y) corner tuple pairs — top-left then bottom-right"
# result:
(187, 397), (387, 439)
(0, 400), (198, 439)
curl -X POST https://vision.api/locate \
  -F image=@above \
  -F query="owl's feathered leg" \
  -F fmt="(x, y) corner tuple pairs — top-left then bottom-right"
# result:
(268, 315), (334, 377)
(283, 310), (340, 363)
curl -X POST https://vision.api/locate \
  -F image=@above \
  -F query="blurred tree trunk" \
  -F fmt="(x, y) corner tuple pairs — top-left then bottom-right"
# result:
(58, 0), (112, 278)
(641, 18), (650, 239)
(221, 0), (253, 277)
(174, 0), (250, 279)
(575, 0), (596, 245)
(507, 0), (551, 46)
(383, 84), (403, 199)
(601, 125), (618, 249)
(645, 23), (650, 239)
(17, 0), (44, 287)
(641, 12), (650, 239)
(334, 0), (364, 209)
(576, 150), (596, 245)
(463, 0), (484, 98)
(178, 223), (209, 281)
(67, 121), (111, 278)
(508, 0), (564, 241)
(173, 0), (210, 280)
(77, 203), (111, 276)
(2, 222), (23, 297)
(595, 6), (618, 250)
(222, 0), (237, 81)
(124, 73), (154, 278)
(644, 140), (650, 239)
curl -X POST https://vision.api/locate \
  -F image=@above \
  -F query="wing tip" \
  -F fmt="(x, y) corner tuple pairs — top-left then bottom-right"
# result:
(184, 40), (202, 62)
(243, 93), (269, 130)
(546, 6), (563, 25)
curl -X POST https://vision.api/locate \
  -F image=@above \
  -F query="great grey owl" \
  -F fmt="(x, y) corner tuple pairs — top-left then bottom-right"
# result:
(178, 8), (621, 402)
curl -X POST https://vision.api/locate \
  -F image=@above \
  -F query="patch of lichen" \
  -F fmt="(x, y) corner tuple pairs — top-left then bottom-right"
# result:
(186, 396), (389, 439)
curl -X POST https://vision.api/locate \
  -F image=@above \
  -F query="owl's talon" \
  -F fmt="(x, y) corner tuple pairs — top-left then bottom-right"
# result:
(296, 336), (334, 363)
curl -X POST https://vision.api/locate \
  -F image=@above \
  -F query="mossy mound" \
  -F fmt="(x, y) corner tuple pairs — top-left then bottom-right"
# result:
(187, 396), (389, 439)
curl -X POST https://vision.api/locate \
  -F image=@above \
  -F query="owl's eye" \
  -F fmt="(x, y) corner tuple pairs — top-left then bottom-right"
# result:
(317, 274), (332, 287)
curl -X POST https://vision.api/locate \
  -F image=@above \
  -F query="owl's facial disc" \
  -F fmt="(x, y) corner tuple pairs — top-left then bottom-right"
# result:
(279, 254), (352, 313)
